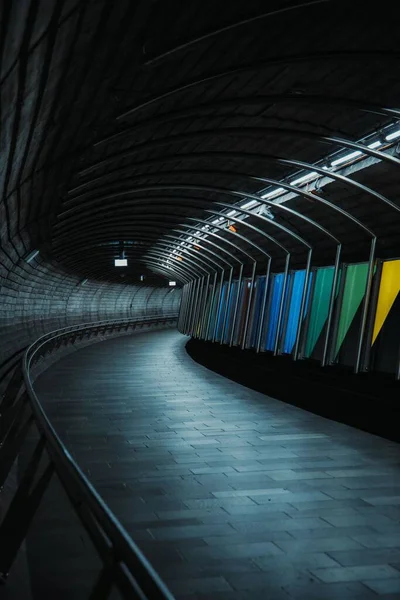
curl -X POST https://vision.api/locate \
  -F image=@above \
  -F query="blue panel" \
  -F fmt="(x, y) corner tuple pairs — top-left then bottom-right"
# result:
(223, 281), (237, 343)
(215, 283), (228, 341)
(206, 285), (220, 340)
(265, 273), (285, 351)
(282, 270), (313, 354)
(233, 281), (246, 345)
(249, 277), (266, 348)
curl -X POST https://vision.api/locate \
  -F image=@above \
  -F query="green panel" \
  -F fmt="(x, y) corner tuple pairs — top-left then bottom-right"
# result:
(335, 263), (368, 356)
(304, 267), (335, 358)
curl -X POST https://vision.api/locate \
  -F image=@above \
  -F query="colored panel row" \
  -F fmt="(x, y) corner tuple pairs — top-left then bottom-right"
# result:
(180, 258), (400, 376)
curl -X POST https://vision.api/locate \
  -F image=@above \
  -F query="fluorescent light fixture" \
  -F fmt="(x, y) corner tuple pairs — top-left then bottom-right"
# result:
(114, 258), (127, 267)
(169, 281), (177, 287)
(261, 187), (285, 199)
(331, 151), (362, 167)
(212, 217), (224, 224)
(227, 210), (237, 217)
(25, 249), (39, 263)
(80, 278), (88, 285)
(291, 171), (318, 186)
(140, 274), (145, 281)
(368, 140), (382, 149)
(241, 199), (259, 209)
(385, 129), (400, 141)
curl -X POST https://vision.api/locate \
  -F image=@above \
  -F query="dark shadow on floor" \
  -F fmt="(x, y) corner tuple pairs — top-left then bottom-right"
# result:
(186, 339), (399, 443)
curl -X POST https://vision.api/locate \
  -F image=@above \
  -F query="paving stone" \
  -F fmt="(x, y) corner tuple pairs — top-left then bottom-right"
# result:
(311, 564), (400, 582)
(363, 578), (400, 594)
(30, 330), (400, 599)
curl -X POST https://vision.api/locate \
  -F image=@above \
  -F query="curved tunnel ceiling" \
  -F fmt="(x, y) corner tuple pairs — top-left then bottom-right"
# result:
(2, 0), (400, 284)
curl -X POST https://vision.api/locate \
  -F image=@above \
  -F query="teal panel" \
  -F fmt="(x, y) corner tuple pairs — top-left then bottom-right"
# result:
(304, 267), (335, 358)
(335, 263), (368, 356)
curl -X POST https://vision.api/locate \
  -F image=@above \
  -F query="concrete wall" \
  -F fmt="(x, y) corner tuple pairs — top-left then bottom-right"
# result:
(0, 239), (181, 386)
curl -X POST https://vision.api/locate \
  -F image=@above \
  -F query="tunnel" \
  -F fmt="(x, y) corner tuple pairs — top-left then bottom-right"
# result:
(1, 2), (400, 599)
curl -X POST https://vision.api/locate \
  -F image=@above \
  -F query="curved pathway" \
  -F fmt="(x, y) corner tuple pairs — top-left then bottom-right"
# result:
(31, 330), (400, 599)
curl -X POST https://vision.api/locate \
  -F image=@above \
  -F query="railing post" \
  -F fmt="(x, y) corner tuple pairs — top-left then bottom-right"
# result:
(0, 437), (53, 581)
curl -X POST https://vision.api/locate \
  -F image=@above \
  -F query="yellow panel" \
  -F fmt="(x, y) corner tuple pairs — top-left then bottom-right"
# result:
(372, 260), (400, 345)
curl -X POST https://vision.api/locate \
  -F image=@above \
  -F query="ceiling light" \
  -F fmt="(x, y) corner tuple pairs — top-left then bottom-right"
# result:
(228, 224), (237, 233)
(25, 249), (39, 263)
(261, 187), (285, 199)
(193, 245), (200, 250)
(331, 151), (362, 167)
(140, 274), (145, 281)
(169, 281), (177, 287)
(291, 171), (318, 186)
(176, 256), (183, 261)
(227, 210), (237, 217)
(114, 258), (127, 267)
(385, 129), (400, 141)
(368, 140), (382, 149)
(241, 199), (259, 209)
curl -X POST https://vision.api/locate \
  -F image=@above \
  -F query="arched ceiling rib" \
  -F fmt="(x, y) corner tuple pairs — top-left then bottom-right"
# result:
(1, 0), (400, 284)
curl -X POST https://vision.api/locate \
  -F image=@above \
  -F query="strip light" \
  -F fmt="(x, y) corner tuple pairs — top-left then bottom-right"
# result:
(385, 129), (400, 141)
(167, 121), (399, 262)
(291, 171), (318, 186)
(241, 199), (259, 210)
(331, 150), (362, 167)
(261, 187), (285, 199)
(25, 249), (39, 263)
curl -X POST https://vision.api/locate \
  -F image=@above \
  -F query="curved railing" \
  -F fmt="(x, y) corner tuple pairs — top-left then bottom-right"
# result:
(0, 316), (177, 598)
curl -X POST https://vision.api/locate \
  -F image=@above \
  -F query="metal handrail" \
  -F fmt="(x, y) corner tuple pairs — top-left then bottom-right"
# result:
(0, 316), (177, 599)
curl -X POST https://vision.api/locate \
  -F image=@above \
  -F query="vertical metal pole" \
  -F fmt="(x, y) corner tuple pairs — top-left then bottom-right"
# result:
(206, 272), (218, 340)
(241, 262), (257, 350)
(190, 279), (201, 336)
(190, 279), (202, 337)
(191, 278), (201, 338)
(194, 277), (204, 339)
(221, 267), (234, 345)
(256, 259), (272, 353)
(185, 280), (195, 335)
(183, 284), (191, 330)
(321, 244), (342, 367)
(183, 284), (190, 332)
(354, 236), (376, 374)
(230, 263), (244, 347)
(177, 285), (186, 331)
(293, 249), (312, 361)
(199, 274), (211, 339)
(213, 270), (225, 342)
(196, 276), (207, 338)
(273, 254), (290, 356)
(362, 260), (382, 373)
(396, 344), (400, 381)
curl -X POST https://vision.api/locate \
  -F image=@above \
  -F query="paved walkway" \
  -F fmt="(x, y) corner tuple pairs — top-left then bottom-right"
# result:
(32, 330), (400, 599)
